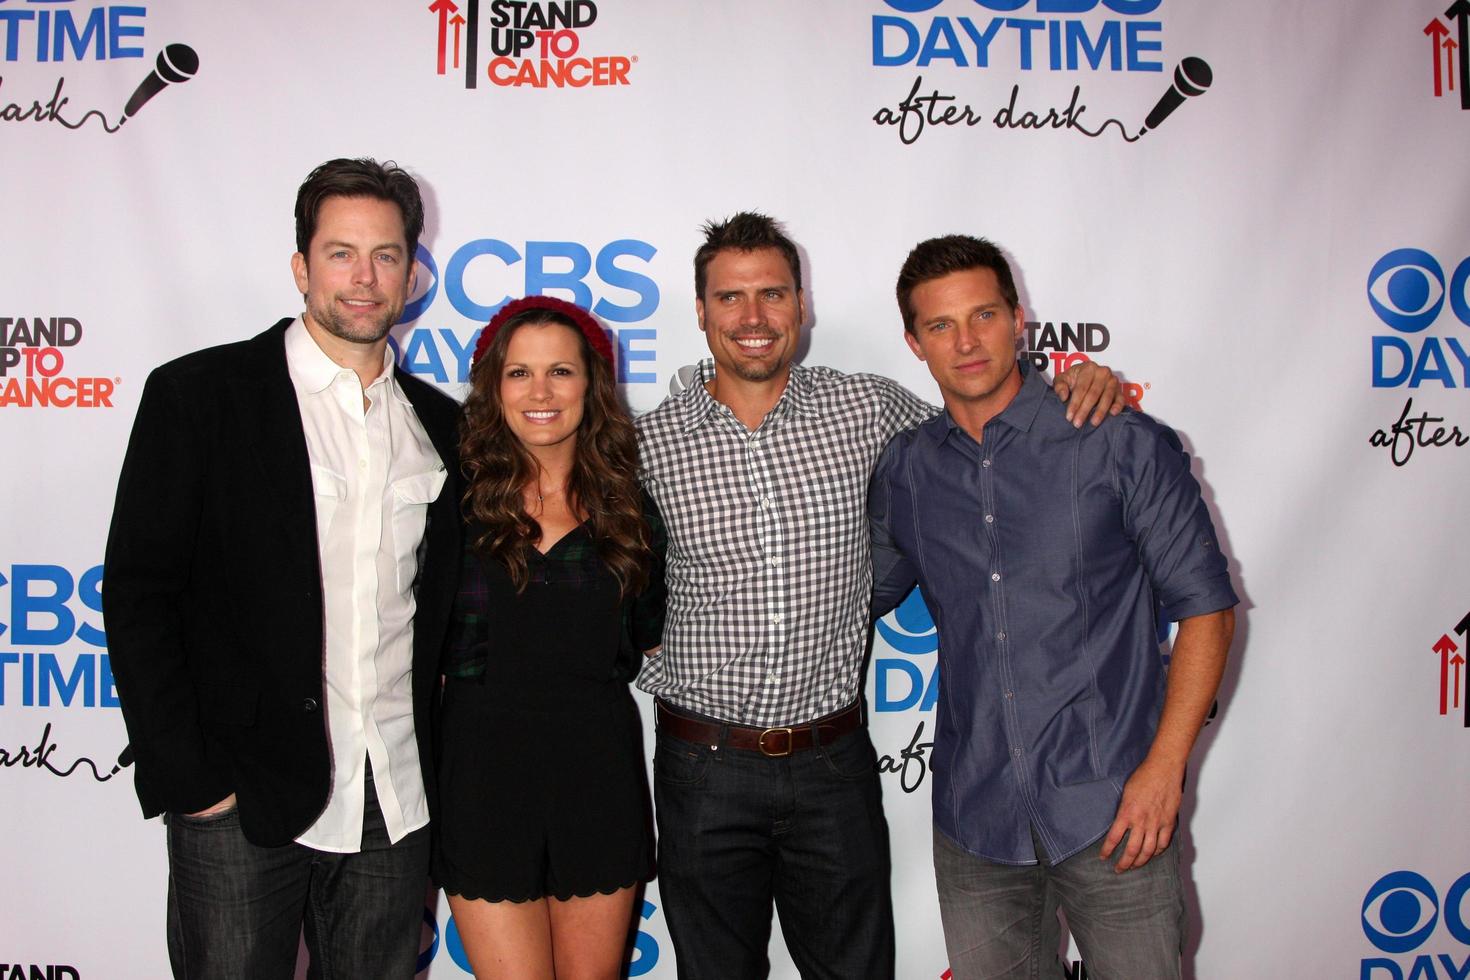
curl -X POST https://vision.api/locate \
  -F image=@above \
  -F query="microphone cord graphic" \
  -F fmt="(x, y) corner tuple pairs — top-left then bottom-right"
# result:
(119, 43), (199, 125)
(1138, 57), (1212, 137)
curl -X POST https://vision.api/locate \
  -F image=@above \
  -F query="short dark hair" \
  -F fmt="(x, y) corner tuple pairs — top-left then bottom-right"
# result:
(694, 211), (802, 300)
(294, 158), (425, 261)
(895, 235), (1020, 334)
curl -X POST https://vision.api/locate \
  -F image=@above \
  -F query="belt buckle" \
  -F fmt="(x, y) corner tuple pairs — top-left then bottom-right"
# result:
(758, 726), (794, 757)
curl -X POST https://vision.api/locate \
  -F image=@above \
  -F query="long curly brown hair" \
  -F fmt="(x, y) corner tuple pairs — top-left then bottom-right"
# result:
(460, 306), (651, 596)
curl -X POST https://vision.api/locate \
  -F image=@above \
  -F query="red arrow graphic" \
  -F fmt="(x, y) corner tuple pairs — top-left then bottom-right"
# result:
(450, 14), (465, 69)
(1452, 654), (1465, 709)
(1434, 634), (1458, 715)
(1428, 19), (1451, 96)
(430, 0), (459, 76)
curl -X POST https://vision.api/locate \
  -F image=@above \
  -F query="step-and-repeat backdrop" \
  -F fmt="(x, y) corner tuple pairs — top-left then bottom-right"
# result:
(3, 1), (1468, 977)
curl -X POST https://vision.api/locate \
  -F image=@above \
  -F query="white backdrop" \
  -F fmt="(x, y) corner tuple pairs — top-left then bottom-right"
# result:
(3, 1), (1468, 977)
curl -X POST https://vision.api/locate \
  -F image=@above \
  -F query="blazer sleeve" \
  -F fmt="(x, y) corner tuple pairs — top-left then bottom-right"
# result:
(102, 367), (235, 817)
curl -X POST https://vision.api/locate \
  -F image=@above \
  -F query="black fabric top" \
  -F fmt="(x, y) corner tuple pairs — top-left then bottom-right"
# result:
(443, 495), (667, 687)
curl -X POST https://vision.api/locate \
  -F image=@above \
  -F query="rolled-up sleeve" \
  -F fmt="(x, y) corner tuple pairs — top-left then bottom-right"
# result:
(1113, 416), (1238, 622)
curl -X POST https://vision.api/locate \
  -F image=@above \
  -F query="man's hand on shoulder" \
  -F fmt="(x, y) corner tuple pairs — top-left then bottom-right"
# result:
(1098, 759), (1182, 872)
(1052, 361), (1125, 428)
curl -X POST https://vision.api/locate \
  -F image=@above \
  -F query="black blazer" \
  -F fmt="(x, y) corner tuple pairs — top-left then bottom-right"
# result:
(103, 318), (461, 847)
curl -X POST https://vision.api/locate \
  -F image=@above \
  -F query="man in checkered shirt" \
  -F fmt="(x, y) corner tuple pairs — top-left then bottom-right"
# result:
(635, 212), (1122, 978)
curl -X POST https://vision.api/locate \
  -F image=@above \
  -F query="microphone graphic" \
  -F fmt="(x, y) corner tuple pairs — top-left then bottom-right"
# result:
(119, 44), (199, 125)
(1138, 57), (1212, 136)
(108, 743), (135, 778)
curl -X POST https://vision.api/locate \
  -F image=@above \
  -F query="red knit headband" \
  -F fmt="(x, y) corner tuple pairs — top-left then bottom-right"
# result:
(470, 295), (615, 368)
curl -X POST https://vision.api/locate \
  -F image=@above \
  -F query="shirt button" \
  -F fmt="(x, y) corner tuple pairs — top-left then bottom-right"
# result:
(982, 459), (992, 468)
(771, 614), (783, 625)
(990, 572), (1001, 582)
(1005, 690), (1014, 699)
(984, 514), (994, 524)
(1012, 747), (1023, 758)
(302, 698), (319, 713)
(768, 556), (780, 567)
(996, 631), (1006, 641)
(358, 459), (367, 469)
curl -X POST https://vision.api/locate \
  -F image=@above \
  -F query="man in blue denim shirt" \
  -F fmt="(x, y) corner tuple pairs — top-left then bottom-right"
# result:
(869, 235), (1238, 979)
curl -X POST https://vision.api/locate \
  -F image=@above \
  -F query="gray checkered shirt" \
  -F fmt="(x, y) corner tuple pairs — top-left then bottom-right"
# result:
(635, 358), (936, 727)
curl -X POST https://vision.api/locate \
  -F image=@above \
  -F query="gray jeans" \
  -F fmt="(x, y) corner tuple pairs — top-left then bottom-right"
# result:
(933, 825), (1185, 980)
(164, 770), (430, 980)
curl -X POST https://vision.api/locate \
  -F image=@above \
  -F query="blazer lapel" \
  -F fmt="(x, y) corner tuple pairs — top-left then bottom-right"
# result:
(231, 321), (317, 566)
(399, 369), (459, 472)
(396, 369), (461, 650)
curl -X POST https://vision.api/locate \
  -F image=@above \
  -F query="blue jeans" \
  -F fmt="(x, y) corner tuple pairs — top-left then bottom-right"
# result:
(653, 722), (895, 979)
(933, 825), (1184, 980)
(164, 771), (431, 980)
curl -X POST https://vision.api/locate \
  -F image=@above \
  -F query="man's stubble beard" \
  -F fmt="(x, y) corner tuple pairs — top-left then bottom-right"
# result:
(717, 326), (790, 384)
(307, 295), (399, 346)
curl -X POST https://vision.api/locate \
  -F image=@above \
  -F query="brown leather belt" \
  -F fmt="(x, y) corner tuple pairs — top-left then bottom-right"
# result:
(656, 700), (863, 758)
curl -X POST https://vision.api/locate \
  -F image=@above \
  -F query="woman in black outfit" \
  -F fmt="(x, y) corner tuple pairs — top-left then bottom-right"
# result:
(435, 295), (664, 980)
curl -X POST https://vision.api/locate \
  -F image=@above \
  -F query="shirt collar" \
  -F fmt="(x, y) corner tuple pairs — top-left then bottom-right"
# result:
(677, 358), (821, 433)
(285, 317), (403, 403)
(928, 358), (1047, 446)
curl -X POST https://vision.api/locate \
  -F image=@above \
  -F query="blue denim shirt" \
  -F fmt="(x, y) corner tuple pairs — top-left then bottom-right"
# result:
(868, 363), (1238, 865)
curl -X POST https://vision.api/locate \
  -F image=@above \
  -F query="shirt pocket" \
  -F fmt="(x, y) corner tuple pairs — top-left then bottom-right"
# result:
(309, 464), (347, 555)
(390, 467), (448, 593)
(793, 475), (862, 555)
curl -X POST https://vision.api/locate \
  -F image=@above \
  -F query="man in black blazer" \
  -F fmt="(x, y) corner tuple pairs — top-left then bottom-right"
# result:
(104, 158), (460, 979)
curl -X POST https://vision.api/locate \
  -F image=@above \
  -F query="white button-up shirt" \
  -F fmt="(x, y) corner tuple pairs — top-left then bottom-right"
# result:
(284, 319), (446, 851)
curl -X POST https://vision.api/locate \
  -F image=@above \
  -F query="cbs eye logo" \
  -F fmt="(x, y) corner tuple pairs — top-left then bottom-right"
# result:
(1361, 870), (1470, 954)
(876, 587), (938, 655)
(1367, 249), (1470, 334)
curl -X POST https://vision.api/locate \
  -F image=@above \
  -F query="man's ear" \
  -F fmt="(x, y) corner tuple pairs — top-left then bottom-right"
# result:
(905, 329), (925, 361)
(291, 252), (309, 296)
